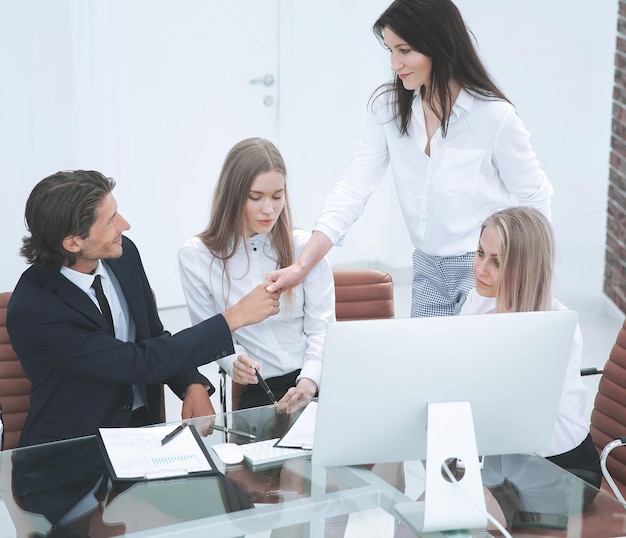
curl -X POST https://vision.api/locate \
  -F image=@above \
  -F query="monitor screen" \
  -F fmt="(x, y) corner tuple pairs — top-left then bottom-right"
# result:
(312, 310), (577, 468)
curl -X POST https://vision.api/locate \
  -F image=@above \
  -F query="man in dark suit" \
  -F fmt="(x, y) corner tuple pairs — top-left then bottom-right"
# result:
(7, 170), (280, 448)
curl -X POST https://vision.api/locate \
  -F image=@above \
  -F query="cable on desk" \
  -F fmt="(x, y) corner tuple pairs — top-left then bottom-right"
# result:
(441, 463), (512, 538)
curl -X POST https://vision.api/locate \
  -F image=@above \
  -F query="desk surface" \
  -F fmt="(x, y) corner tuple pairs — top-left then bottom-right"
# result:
(0, 401), (625, 538)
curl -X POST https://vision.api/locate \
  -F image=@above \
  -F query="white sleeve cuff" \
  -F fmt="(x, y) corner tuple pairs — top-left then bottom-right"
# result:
(297, 361), (322, 389)
(313, 222), (344, 247)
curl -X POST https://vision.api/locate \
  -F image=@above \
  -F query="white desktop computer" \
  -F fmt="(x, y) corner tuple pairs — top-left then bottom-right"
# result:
(312, 311), (577, 533)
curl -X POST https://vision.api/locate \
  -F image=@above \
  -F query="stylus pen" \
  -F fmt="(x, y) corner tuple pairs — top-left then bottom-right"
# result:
(161, 422), (188, 445)
(212, 424), (256, 440)
(255, 368), (278, 404)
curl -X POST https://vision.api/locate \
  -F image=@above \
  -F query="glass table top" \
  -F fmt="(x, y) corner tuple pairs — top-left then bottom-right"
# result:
(0, 401), (625, 537)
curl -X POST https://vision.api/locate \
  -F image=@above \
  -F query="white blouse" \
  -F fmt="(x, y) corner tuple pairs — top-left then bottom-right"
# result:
(460, 288), (589, 457)
(178, 229), (336, 388)
(315, 89), (552, 257)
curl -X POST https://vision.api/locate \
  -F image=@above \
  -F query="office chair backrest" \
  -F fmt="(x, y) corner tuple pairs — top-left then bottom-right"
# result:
(332, 268), (394, 321)
(590, 318), (626, 496)
(0, 292), (31, 450)
(227, 268), (395, 411)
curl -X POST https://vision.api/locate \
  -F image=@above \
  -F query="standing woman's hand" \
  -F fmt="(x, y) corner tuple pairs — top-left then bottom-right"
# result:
(266, 230), (334, 293)
(266, 264), (307, 293)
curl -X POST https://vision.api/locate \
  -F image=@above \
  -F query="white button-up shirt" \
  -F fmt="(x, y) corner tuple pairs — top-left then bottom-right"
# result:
(461, 288), (589, 457)
(178, 229), (336, 388)
(315, 89), (553, 257)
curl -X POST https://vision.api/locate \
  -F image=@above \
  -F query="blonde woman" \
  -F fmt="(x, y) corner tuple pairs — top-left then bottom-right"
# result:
(462, 207), (600, 493)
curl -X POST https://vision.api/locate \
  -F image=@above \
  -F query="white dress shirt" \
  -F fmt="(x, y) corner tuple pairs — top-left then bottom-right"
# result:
(315, 89), (553, 257)
(178, 229), (336, 388)
(460, 288), (589, 457)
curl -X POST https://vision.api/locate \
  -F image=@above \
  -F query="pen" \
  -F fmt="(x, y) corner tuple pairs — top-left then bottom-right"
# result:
(212, 424), (256, 440)
(255, 368), (278, 404)
(161, 422), (188, 445)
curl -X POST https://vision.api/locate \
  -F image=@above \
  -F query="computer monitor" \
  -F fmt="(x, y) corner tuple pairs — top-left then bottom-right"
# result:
(312, 310), (578, 532)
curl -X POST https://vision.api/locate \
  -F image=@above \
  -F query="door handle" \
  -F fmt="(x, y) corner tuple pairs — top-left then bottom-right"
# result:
(249, 74), (275, 87)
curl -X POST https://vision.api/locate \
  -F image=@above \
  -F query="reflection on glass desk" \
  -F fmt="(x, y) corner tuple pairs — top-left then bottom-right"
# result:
(0, 401), (625, 537)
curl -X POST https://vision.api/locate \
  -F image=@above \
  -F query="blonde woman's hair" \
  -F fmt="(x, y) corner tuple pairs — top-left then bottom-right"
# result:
(198, 137), (293, 285)
(481, 207), (554, 313)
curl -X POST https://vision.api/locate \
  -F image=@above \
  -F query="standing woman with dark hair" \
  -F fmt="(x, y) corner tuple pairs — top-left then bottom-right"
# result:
(267, 0), (552, 318)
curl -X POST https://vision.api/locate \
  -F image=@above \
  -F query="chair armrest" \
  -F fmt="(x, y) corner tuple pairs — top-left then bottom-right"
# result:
(580, 367), (603, 376)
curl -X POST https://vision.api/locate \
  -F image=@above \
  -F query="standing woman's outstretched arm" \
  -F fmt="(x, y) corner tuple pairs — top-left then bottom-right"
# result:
(266, 231), (333, 292)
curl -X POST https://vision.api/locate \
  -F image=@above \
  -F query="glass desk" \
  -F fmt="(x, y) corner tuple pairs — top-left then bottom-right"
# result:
(0, 401), (625, 537)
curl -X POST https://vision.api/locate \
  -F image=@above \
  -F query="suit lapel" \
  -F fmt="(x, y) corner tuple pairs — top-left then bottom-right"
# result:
(39, 268), (108, 330)
(37, 236), (150, 339)
(105, 247), (149, 339)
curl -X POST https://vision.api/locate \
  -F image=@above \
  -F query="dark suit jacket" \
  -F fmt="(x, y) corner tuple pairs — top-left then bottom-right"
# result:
(7, 236), (234, 448)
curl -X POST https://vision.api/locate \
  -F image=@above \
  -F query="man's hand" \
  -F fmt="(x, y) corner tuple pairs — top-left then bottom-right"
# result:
(181, 383), (215, 420)
(223, 283), (280, 332)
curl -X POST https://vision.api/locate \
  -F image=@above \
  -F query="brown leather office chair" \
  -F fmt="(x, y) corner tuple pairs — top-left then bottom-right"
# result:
(0, 290), (165, 450)
(589, 318), (626, 502)
(222, 268), (395, 413)
(544, 321), (626, 535)
(332, 268), (394, 321)
(0, 292), (31, 450)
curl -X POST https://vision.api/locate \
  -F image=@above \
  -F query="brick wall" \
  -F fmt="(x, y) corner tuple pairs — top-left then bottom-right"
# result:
(605, 1), (626, 313)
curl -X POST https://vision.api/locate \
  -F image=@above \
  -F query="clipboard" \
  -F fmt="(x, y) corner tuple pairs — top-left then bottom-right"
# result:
(97, 423), (218, 481)
(274, 401), (317, 450)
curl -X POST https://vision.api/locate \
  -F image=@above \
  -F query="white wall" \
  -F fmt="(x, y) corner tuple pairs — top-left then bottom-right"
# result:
(0, 1), (283, 307)
(454, 0), (616, 297)
(0, 0), (618, 308)
(278, 0), (407, 272)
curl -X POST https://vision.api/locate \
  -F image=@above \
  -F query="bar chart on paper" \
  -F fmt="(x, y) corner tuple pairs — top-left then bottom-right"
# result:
(151, 454), (200, 467)
(98, 424), (214, 480)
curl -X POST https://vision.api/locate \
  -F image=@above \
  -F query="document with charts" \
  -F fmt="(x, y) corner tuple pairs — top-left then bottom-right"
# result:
(97, 423), (215, 481)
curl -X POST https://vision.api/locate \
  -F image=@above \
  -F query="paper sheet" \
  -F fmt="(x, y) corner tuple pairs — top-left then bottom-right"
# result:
(98, 424), (213, 480)
(275, 401), (317, 449)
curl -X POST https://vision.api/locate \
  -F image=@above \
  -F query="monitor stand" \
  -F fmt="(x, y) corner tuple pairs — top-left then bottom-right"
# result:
(395, 401), (487, 533)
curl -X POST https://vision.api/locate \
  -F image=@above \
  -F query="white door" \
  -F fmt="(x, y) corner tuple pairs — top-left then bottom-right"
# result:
(107, 2), (280, 419)
(0, 0), (279, 307)
(106, 0), (280, 306)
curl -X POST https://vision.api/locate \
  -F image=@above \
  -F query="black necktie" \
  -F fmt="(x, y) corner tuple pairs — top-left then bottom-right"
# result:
(91, 275), (115, 335)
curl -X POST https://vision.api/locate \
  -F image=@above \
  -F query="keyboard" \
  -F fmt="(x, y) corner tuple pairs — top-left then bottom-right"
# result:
(240, 438), (312, 468)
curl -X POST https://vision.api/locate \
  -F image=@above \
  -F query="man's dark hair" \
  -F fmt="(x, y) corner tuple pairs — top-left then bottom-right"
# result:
(20, 170), (116, 270)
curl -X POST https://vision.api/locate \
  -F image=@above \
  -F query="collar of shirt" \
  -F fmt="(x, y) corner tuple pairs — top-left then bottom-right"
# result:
(411, 87), (475, 125)
(247, 233), (269, 252)
(60, 260), (134, 343)
(60, 259), (107, 298)
(450, 88), (474, 121)
(461, 289), (496, 315)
